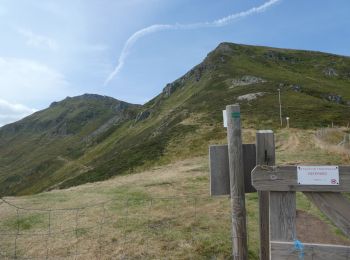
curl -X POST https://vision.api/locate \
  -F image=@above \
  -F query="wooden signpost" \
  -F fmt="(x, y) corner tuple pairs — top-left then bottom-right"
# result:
(209, 105), (273, 260)
(226, 105), (247, 260)
(210, 105), (248, 259)
(210, 105), (350, 259)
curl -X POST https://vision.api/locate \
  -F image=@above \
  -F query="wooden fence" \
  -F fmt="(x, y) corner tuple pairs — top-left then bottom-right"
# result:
(210, 104), (350, 260)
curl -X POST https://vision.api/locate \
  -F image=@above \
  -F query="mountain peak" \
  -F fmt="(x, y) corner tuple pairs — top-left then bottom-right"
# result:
(50, 93), (117, 107)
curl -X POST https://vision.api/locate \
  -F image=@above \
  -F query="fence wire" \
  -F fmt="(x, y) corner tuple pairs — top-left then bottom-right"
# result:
(316, 128), (350, 149)
(0, 196), (233, 260)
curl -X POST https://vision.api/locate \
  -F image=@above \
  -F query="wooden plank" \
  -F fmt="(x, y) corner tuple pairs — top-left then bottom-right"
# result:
(271, 241), (350, 260)
(209, 144), (256, 196)
(209, 145), (230, 196)
(270, 191), (296, 241)
(226, 105), (247, 260)
(252, 165), (350, 192)
(256, 130), (274, 260)
(304, 192), (350, 238)
(242, 144), (256, 193)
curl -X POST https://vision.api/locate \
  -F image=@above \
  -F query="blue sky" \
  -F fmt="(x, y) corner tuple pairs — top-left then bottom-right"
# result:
(0, 0), (349, 126)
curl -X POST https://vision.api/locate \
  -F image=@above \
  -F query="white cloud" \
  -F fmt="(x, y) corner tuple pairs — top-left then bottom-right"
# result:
(0, 57), (71, 106)
(104, 24), (173, 84)
(0, 99), (37, 127)
(105, 0), (281, 84)
(212, 0), (281, 26)
(17, 28), (59, 51)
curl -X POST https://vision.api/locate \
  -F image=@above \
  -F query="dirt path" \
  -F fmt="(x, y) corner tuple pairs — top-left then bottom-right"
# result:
(297, 210), (350, 245)
(278, 130), (300, 152)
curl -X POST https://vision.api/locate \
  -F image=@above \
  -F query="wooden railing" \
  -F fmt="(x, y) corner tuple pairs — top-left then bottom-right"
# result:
(252, 165), (350, 259)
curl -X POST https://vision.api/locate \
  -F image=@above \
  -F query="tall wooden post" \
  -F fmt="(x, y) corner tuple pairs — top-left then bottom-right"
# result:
(256, 130), (275, 260)
(226, 105), (247, 260)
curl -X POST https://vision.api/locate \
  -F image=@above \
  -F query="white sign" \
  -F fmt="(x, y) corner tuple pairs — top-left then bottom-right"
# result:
(223, 110), (227, 128)
(297, 166), (339, 185)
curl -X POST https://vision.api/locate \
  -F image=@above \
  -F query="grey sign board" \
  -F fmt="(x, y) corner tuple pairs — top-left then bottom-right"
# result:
(209, 144), (256, 196)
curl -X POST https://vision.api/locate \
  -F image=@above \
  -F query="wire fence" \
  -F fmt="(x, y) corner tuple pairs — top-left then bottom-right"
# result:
(0, 196), (236, 259)
(316, 128), (350, 152)
(2, 190), (349, 259)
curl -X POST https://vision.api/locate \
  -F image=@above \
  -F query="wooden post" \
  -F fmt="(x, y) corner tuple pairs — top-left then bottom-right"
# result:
(256, 130), (274, 260)
(226, 105), (247, 260)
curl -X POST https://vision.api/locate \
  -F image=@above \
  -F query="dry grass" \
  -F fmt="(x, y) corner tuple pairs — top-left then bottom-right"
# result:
(0, 157), (234, 259)
(0, 129), (350, 259)
(314, 127), (350, 163)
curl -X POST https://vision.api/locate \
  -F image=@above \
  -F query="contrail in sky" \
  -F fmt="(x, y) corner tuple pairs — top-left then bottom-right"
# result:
(105, 0), (281, 85)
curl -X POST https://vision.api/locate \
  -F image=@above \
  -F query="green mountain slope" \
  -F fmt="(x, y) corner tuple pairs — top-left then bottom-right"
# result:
(1, 43), (350, 195)
(0, 94), (141, 195)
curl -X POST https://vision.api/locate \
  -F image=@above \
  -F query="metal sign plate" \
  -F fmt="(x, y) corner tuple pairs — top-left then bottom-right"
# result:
(297, 166), (339, 185)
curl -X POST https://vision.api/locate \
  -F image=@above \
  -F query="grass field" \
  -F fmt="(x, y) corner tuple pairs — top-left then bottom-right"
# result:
(0, 128), (349, 259)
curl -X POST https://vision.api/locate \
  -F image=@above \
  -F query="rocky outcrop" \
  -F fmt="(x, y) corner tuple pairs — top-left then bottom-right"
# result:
(231, 75), (266, 87)
(264, 50), (301, 63)
(184, 61), (216, 83)
(135, 110), (151, 122)
(194, 64), (205, 81)
(115, 101), (132, 111)
(237, 92), (265, 101)
(325, 94), (342, 104)
(162, 82), (180, 98)
(291, 84), (302, 92)
(214, 43), (234, 54)
(162, 61), (215, 98)
(323, 67), (338, 77)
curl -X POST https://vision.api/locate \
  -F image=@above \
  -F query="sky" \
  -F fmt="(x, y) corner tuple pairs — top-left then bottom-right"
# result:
(0, 0), (349, 126)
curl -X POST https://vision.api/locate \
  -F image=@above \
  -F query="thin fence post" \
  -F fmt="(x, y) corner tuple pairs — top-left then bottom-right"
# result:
(98, 204), (106, 260)
(256, 130), (275, 260)
(45, 210), (51, 260)
(14, 209), (20, 259)
(74, 209), (80, 258)
(226, 105), (247, 260)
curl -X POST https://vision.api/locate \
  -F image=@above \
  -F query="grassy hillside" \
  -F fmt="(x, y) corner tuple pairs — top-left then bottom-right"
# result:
(0, 129), (349, 259)
(1, 43), (350, 195)
(0, 94), (141, 195)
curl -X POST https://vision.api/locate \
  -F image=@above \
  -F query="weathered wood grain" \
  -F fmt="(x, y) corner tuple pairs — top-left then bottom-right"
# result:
(304, 192), (350, 238)
(242, 144), (256, 193)
(209, 145), (230, 196)
(271, 241), (350, 260)
(256, 130), (274, 260)
(270, 191), (296, 241)
(226, 105), (247, 260)
(209, 144), (256, 196)
(252, 165), (350, 192)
